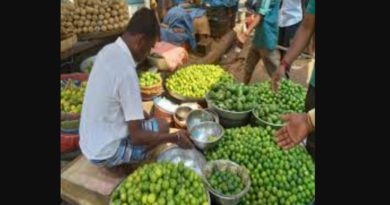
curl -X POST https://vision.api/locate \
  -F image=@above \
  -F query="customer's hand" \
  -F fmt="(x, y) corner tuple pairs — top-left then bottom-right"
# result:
(176, 130), (194, 149)
(274, 113), (314, 150)
(272, 64), (287, 92)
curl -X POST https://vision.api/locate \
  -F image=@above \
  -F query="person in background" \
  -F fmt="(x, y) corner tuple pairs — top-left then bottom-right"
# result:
(278, 0), (302, 59)
(79, 8), (193, 169)
(272, 0), (315, 159)
(241, 0), (281, 84)
(301, 0), (314, 57)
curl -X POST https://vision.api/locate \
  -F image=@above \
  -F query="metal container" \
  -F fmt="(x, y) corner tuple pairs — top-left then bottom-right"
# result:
(109, 151), (212, 205)
(173, 106), (193, 128)
(190, 121), (224, 151)
(205, 94), (252, 121)
(251, 110), (285, 129)
(156, 144), (207, 177)
(202, 160), (251, 205)
(186, 109), (216, 131)
(204, 108), (220, 124)
(219, 116), (250, 128)
(175, 106), (192, 121)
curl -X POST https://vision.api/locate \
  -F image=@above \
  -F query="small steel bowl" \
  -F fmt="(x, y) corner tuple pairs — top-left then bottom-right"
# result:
(175, 106), (192, 121)
(202, 160), (251, 205)
(189, 121), (224, 151)
(186, 109), (216, 132)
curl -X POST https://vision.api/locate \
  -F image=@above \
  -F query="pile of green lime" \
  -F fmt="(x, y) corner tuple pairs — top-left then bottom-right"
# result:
(139, 72), (162, 87)
(166, 64), (233, 99)
(110, 162), (209, 205)
(208, 170), (245, 196)
(205, 126), (315, 205)
(60, 80), (87, 114)
(252, 79), (307, 124)
(207, 83), (261, 112)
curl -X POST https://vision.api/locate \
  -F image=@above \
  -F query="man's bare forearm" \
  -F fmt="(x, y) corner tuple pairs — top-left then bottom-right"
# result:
(283, 13), (315, 65)
(127, 120), (177, 146)
(246, 14), (262, 35)
(130, 129), (177, 146)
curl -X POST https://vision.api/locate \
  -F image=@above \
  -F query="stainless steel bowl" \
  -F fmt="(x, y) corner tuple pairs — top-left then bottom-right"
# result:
(156, 144), (207, 177)
(204, 108), (220, 124)
(175, 106), (192, 121)
(186, 109), (216, 131)
(109, 154), (212, 205)
(251, 109), (285, 129)
(202, 160), (251, 205)
(190, 121), (224, 151)
(205, 93), (252, 121)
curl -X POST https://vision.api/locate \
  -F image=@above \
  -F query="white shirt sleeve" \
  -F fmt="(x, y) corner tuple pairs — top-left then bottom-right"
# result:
(117, 72), (145, 122)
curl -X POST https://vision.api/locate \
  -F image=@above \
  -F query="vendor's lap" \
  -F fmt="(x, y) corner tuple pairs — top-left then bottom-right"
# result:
(90, 118), (162, 168)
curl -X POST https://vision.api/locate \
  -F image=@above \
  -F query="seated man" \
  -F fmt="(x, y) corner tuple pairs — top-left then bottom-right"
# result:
(159, 0), (210, 48)
(79, 8), (193, 168)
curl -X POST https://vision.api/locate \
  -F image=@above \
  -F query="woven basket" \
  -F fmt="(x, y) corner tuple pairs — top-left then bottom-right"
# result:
(140, 81), (163, 95)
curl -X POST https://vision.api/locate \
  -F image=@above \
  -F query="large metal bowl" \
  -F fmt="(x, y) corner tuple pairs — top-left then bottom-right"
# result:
(202, 160), (251, 205)
(205, 93), (252, 121)
(109, 154), (212, 205)
(190, 121), (224, 151)
(156, 144), (207, 177)
(251, 109), (285, 129)
(186, 109), (216, 131)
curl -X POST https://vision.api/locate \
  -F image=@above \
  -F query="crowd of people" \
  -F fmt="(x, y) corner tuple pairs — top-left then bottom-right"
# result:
(240, 0), (315, 159)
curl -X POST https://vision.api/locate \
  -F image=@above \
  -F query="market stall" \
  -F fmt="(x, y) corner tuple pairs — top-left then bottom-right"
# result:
(61, 60), (315, 205)
(61, 2), (315, 205)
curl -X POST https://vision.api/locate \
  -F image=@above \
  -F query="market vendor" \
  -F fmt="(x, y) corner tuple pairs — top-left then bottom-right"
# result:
(241, 0), (281, 84)
(272, 0), (315, 159)
(79, 8), (193, 168)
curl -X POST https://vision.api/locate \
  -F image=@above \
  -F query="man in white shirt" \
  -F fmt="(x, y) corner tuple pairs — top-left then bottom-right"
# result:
(278, 0), (303, 59)
(79, 8), (193, 168)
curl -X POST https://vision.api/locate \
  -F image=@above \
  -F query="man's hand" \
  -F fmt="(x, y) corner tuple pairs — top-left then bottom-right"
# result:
(274, 113), (314, 150)
(176, 130), (193, 149)
(272, 64), (287, 92)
